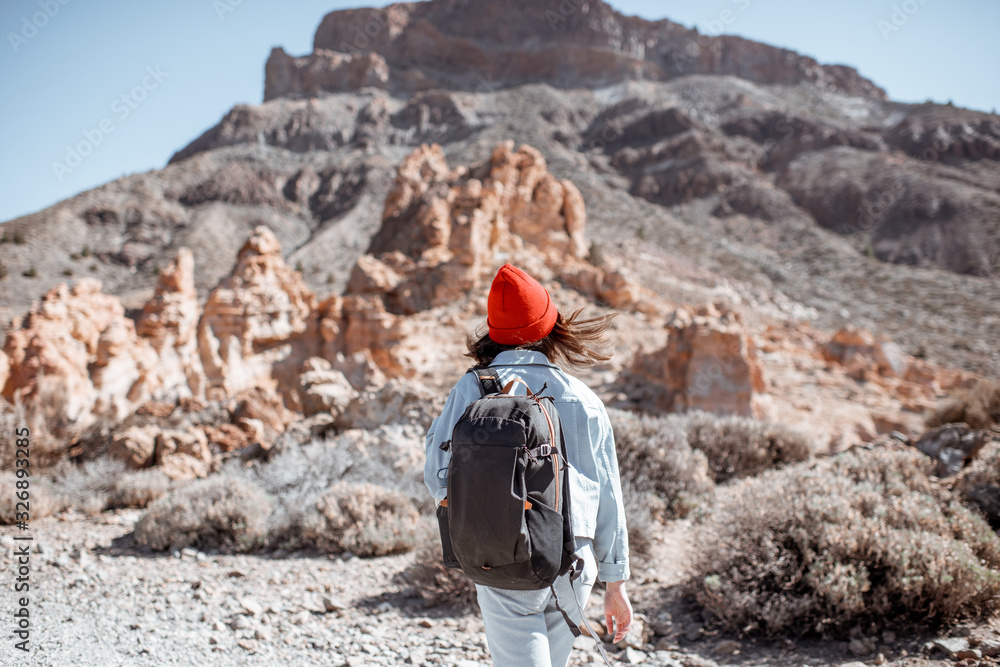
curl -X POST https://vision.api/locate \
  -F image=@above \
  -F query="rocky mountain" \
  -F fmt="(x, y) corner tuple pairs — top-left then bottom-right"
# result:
(1, 0), (998, 386)
(3, 5), (1000, 663)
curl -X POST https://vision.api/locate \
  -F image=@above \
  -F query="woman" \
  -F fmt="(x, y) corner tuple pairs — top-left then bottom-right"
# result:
(424, 263), (632, 667)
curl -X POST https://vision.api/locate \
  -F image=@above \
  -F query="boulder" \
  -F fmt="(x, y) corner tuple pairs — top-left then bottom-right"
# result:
(155, 428), (213, 480)
(230, 386), (297, 446)
(631, 304), (766, 417)
(337, 378), (444, 431)
(821, 326), (909, 380)
(108, 426), (158, 469)
(913, 423), (991, 477)
(0, 349), (8, 396)
(297, 357), (359, 418)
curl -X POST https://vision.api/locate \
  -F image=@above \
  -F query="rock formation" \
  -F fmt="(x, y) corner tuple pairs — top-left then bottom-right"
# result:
(136, 248), (206, 400)
(1, 279), (158, 444)
(266, 0), (885, 100)
(630, 304), (766, 418)
(347, 140), (638, 314)
(197, 226), (319, 404)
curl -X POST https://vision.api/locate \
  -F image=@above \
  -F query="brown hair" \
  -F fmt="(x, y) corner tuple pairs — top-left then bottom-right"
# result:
(466, 308), (619, 370)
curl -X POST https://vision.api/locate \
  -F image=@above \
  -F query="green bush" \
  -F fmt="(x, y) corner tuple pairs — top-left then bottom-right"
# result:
(692, 446), (1000, 637)
(134, 475), (272, 552)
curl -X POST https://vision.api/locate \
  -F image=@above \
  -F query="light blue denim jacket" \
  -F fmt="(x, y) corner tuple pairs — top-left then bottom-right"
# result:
(424, 349), (630, 582)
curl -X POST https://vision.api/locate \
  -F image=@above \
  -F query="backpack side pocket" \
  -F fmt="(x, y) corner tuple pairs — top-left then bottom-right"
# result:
(436, 502), (461, 569)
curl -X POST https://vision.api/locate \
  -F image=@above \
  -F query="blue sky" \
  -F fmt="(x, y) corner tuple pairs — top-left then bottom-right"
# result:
(1, 0), (997, 223)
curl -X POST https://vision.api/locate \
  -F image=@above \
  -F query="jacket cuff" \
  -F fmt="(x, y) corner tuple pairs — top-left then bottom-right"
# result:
(598, 561), (630, 583)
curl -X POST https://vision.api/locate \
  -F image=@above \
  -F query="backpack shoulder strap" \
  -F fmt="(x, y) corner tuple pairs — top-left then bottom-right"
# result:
(471, 368), (502, 397)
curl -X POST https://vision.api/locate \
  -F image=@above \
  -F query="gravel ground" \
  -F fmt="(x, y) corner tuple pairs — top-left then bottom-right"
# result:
(1, 509), (992, 667)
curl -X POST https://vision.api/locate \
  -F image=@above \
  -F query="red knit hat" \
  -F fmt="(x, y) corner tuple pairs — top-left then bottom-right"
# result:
(487, 264), (558, 345)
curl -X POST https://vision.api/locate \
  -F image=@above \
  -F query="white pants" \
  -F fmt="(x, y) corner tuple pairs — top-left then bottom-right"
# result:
(475, 539), (598, 667)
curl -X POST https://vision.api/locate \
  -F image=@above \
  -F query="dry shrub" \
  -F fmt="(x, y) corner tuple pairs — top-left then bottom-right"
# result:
(620, 476), (656, 559)
(108, 469), (172, 509)
(0, 473), (62, 524)
(295, 481), (421, 557)
(610, 408), (714, 520)
(0, 399), (27, 472)
(47, 456), (127, 515)
(224, 425), (430, 553)
(134, 475), (272, 552)
(957, 441), (1000, 527)
(927, 378), (1000, 430)
(403, 539), (480, 613)
(693, 445), (1000, 637)
(684, 411), (812, 483)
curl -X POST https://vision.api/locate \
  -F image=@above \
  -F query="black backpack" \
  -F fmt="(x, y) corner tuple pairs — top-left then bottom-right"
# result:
(436, 368), (578, 590)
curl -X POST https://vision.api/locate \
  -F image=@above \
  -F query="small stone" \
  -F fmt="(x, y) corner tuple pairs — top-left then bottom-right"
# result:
(684, 624), (703, 641)
(230, 616), (251, 630)
(933, 637), (971, 657)
(881, 630), (896, 644)
(653, 637), (676, 651)
(714, 639), (741, 655)
(419, 619), (434, 628)
(653, 652), (683, 667)
(181, 547), (198, 558)
(237, 639), (255, 652)
(980, 640), (1000, 657)
(874, 652), (886, 665)
(839, 662), (868, 667)
(953, 648), (982, 660)
(346, 657), (367, 667)
(849, 638), (876, 656)
(323, 597), (348, 612)
(240, 598), (263, 616)
(254, 629), (270, 641)
(212, 621), (227, 632)
(621, 647), (647, 664)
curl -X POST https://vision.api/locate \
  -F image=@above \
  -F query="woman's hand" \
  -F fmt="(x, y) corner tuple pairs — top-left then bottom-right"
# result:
(603, 580), (633, 643)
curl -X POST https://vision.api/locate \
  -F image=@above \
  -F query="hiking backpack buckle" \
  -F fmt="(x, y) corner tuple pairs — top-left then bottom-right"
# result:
(538, 443), (552, 457)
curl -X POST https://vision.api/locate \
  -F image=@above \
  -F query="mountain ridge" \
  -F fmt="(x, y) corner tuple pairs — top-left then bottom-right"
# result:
(1, 0), (998, 379)
(262, 0), (886, 101)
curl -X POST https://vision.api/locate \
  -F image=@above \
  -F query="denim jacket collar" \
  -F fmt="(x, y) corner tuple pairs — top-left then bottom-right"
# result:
(490, 349), (558, 368)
